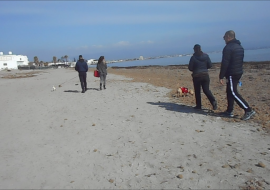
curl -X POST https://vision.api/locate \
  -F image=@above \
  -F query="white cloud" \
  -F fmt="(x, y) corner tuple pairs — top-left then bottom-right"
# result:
(73, 45), (88, 50)
(113, 41), (130, 47)
(139, 40), (154, 44)
(92, 45), (104, 48)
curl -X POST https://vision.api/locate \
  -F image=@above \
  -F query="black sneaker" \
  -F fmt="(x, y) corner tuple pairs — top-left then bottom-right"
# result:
(81, 90), (85, 93)
(212, 101), (217, 110)
(241, 110), (256, 121)
(221, 111), (234, 118)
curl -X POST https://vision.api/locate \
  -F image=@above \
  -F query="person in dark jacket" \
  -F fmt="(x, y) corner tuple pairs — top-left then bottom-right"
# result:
(75, 55), (88, 93)
(189, 44), (217, 110)
(96, 56), (107, 90)
(219, 30), (255, 120)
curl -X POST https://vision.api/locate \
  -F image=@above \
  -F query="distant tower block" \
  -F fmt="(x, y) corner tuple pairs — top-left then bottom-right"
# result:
(139, 56), (144, 60)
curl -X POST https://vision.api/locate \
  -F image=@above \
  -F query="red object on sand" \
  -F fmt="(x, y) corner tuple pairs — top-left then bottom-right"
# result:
(94, 70), (100, 77)
(180, 87), (189, 93)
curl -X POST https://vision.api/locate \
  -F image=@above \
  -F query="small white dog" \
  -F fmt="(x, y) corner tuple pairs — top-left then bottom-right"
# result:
(52, 85), (56, 92)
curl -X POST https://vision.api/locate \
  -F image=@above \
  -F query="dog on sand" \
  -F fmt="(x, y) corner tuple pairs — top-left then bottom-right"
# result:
(52, 85), (56, 92)
(177, 87), (194, 97)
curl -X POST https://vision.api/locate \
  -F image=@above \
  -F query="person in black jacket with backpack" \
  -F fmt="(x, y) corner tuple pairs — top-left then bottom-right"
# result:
(219, 30), (255, 120)
(75, 55), (88, 93)
(189, 44), (217, 110)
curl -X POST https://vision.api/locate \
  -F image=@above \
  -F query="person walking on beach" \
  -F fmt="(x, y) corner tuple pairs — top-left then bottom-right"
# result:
(188, 44), (217, 110)
(96, 56), (107, 90)
(219, 30), (255, 120)
(75, 55), (88, 93)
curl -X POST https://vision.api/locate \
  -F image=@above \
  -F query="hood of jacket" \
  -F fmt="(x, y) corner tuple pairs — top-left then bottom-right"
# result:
(227, 38), (241, 46)
(188, 52), (212, 75)
(192, 52), (209, 62)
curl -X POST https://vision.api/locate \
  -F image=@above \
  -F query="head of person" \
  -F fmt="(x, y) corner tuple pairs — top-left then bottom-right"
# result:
(223, 30), (235, 44)
(193, 44), (203, 55)
(79, 55), (83, 60)
(98, 56), (105, 63)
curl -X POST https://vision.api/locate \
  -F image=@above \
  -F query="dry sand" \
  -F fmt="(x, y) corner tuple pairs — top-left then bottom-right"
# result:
(0, 67), (269, 189)
(109, 61), (270, 131)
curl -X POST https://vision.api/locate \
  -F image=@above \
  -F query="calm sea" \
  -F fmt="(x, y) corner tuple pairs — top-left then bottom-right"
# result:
(89, 48), (270, 68)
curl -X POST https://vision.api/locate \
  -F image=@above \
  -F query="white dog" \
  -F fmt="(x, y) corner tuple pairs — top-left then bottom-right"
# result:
(52, 85), (56, 91)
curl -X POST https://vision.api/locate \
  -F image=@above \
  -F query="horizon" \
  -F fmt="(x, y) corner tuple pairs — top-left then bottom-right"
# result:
(1, 1), (270, 62)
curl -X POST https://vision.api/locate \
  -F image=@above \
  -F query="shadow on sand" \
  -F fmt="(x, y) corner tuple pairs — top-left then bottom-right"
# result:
(87, 88), (99, 91)
(64, 90), (80, 93)
(147, 101), (209, 115)
(64, 88), (100, 93)
(147, 101), (234, 118)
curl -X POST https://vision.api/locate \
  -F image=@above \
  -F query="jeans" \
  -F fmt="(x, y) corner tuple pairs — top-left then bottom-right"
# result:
(78, 72), (87, 91)
(193, 74), (216, 107)
(100, 73), (107, 86)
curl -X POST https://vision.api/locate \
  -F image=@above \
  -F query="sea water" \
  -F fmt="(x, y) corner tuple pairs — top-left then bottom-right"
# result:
(89, 48), (270, 68)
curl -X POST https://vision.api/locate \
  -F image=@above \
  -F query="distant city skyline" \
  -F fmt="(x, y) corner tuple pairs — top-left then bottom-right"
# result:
(1, 1), (270, 62)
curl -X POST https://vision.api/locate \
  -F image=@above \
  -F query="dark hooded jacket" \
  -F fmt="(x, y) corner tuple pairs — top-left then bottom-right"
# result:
(219, 39), (244, 79)
(188, 52), (212, 77)
(75, 59), (88, 72)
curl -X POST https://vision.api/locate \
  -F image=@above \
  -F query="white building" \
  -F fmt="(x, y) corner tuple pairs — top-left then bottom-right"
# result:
(87, 59), (98, 66)
(139, 56), (144, 60)
(0, 51), (29, 70)
(69, 62), (76, 68)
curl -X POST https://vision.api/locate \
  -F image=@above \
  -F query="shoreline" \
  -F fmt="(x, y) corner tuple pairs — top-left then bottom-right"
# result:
(110, 61), (270, 69)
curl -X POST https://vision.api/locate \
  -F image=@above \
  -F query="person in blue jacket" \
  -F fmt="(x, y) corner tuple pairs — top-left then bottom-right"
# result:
(75, 55), (88, 93)
(189, 44), (217, 110)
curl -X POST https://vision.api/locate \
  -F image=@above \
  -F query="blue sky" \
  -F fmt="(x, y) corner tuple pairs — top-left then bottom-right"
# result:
(1, 1), (270, 62)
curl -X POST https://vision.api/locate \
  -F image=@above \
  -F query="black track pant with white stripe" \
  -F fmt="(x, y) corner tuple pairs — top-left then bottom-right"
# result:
(226, 74), (251, 113)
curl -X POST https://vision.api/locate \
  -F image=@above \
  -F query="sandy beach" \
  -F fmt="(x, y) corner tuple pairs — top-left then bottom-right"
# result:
(0, 66), (269, 189)
(109, 61), (270, 131)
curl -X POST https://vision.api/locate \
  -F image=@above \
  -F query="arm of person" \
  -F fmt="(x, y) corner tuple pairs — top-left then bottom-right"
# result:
(75, 62), (78, 71)
(207, 55), (212, 69)
(188, 57), (194, 71)
(219, 48), (231, 79)
(85, 62), (88, 72)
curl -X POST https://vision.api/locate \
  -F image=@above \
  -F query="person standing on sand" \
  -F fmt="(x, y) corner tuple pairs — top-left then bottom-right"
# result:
(96, 56), (107, 90)
(219, 30), (255, 120)
(75, 55), (88, 93)
(188, 44), (217, 110)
